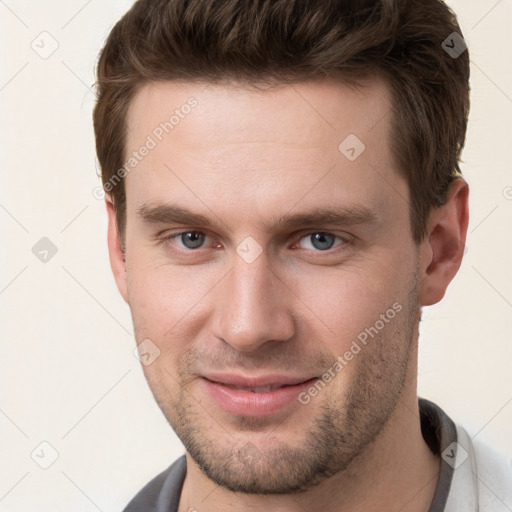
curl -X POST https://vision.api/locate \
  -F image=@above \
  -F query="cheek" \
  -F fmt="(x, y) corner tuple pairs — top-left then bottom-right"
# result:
(292, 264), (409, 352)
(126, 256), (217, 343)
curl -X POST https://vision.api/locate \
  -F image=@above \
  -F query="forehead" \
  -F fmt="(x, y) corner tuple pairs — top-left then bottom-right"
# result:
(126, 77), (392, 150)
(123, 77), (406, 230)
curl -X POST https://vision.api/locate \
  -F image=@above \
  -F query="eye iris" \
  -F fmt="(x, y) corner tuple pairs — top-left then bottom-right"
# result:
(181, 232), (204, 249)
(311, 233), (335, 251)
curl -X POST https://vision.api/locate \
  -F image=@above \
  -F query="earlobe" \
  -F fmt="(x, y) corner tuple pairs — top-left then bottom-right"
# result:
(105, 194), (129, 303)
(418, 178), (469, 306)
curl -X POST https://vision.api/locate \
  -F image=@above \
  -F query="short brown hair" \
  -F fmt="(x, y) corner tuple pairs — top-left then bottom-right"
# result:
(93, 0), (470, 245)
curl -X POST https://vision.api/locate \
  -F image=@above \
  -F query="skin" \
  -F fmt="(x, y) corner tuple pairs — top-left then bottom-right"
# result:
(106, 77), (469, 512)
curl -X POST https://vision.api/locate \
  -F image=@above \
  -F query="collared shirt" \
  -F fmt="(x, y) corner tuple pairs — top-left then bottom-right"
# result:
(123, 398), (512, 511)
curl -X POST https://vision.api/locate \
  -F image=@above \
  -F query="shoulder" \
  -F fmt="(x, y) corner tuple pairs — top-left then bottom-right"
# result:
(446, 424), (512, 511)
(471, 431), (512, 510)
(122, 455), (187, 512)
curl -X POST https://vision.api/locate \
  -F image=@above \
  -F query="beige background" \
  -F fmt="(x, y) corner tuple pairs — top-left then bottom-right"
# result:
(1, 1), (511, 510)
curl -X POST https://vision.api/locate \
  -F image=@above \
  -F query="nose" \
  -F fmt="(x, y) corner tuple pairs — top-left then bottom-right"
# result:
(213, 249), (295, 353)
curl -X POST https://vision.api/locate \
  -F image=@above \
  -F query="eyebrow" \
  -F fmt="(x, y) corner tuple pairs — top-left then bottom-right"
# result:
(136, 202), (378, 231)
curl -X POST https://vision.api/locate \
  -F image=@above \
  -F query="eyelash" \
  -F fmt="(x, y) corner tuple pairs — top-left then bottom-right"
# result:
(157, 230), (354, 256)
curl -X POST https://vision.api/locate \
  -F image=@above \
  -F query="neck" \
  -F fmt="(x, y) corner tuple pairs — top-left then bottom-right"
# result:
(178, 341), (440, 512)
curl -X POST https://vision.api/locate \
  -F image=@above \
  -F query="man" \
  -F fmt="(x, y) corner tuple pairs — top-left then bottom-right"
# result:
(93, 0), (512, 510)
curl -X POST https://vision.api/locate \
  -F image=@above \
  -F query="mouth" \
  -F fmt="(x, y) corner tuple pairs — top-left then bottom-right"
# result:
(199, 375), (319, 416)
(204, 379), (315, 393)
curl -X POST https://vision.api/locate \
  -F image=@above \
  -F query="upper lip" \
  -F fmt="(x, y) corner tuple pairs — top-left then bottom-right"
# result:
(201, 372), (316, 388)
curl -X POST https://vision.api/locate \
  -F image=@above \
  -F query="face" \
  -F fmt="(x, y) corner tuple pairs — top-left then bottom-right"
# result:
(112, 77), (424, 494)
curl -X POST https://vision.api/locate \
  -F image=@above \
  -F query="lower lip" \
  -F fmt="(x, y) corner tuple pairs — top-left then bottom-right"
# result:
(200, 377), (317, 417)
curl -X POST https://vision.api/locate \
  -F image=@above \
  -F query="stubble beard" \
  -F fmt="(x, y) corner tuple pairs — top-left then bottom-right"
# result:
(146, 272), (420, 495)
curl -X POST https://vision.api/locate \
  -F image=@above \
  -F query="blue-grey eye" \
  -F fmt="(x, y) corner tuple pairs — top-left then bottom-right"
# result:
(299, 233), (338, 251)
(179, 231), (206, 249)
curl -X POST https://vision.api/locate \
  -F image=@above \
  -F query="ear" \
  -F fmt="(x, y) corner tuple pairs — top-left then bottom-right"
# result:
(418, 178), (469, 306)
(105, 194), (129, 304)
